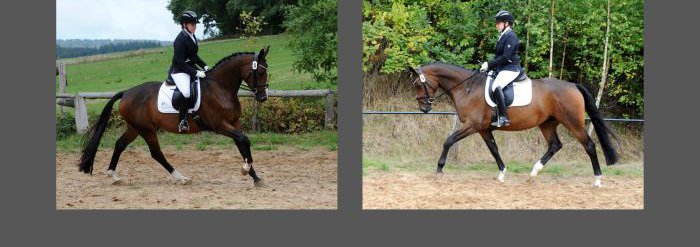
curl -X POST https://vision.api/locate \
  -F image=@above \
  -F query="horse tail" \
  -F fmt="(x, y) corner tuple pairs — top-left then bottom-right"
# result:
(77, 91), (124, 174)
(575, 84), (619, 165)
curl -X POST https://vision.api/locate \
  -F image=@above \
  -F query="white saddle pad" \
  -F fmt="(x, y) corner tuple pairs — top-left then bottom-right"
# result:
(157, 81), (201, 114)
(484, 77), (533, 107)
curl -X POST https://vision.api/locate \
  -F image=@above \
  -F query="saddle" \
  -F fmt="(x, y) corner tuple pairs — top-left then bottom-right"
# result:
(165, 67), (199, 110)
(487, 68), (528, 107)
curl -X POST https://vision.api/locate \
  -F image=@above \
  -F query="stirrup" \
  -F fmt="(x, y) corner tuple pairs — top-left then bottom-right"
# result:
(178, 120), (189, 132)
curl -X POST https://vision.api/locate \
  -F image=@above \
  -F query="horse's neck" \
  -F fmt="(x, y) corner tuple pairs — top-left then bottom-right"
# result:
(442, 71), (484, 107)
(208, 62), (244, 94)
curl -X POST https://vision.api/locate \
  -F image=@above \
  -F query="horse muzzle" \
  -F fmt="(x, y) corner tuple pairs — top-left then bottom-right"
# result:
(420, 105), (431, 113)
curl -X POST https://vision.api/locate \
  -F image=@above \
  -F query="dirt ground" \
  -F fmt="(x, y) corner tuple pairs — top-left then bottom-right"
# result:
(363, 171), (643, 209)
(56, 146), (337, 209)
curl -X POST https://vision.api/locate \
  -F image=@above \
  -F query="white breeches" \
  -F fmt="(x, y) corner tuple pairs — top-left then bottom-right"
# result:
(171, 73), (192, 98)
(487, 70), (520, 92)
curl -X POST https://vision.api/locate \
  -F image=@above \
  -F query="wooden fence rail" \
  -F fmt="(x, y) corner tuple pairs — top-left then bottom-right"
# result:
(57, 90), (337, 134)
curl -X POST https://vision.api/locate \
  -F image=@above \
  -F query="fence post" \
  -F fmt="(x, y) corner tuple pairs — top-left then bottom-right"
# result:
(324, 90), (335, 129)
(57, 62), (68, 115)
(448, 114), (460, 162)
(74, 94), (89, 134)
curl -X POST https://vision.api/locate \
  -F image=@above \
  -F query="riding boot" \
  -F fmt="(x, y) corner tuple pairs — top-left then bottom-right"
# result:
(492, 86), (511, 127)
(177, 101), (189, 132)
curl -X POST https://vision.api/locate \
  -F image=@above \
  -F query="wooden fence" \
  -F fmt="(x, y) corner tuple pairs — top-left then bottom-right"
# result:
(56, 90), (337, 134)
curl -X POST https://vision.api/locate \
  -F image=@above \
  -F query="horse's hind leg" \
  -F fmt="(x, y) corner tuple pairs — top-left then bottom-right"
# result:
(479, 130), (507, 183)
(106, 126), (138, 184)
(561, 119), (602, 187)
(223, 129), (262, 186)
(139, 129), (191, 184)
(528, 119), (563, 183)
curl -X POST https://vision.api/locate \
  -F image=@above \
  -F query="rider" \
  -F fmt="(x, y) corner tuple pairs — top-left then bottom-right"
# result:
(480, 10), (521, 127)
(170, 10), (208, 132)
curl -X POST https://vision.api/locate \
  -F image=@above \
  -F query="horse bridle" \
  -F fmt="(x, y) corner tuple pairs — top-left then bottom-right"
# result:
(239, 52), (269, 93)
(413, 66), (481, 106)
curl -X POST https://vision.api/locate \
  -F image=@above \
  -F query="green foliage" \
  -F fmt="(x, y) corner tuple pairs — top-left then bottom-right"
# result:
(363, 0), (644, 118)
(166, 0), (298, 36)
(56, 113), (76, 140)
(283, 0), (338, 87)
(240, 97), (329, 133)
(238, 11), (268, 50)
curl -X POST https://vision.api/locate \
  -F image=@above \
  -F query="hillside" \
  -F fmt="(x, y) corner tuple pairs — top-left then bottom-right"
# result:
(56, 34), (330, 92)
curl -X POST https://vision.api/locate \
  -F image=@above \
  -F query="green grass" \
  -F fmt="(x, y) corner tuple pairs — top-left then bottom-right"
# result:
(57, 34), (335, 92)
(363, 158), (391, 175)
(56, 128), (337, 153)
(361, 154), (643, 178)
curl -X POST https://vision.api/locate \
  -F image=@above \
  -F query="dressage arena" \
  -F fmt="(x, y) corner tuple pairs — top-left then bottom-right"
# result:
(56, 146), (337, 209)
(363, 169), (643, 209)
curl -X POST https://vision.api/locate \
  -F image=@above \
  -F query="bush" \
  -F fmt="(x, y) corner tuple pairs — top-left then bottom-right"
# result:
(240, 97), (329, 133)
(56, 113), (76, 140)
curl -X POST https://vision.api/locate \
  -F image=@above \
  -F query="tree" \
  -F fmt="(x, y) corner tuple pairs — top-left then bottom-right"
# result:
(167, 0), (298, 37)
(283, 0), (338, 86)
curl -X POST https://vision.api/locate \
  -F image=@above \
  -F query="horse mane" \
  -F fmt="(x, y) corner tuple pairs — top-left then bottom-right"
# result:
(210, 52), (255, 71)
(424, 61), (487, 82)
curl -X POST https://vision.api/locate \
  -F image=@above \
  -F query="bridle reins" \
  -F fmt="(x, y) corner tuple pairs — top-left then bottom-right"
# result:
(414, 66), (481, 105)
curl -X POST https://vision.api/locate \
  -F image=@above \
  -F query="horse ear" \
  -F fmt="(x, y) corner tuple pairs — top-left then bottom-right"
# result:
(407, 66), (418, 76)
(259, 46), (270, 59)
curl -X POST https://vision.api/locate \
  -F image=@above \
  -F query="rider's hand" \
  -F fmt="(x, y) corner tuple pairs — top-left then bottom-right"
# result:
(203, 65), (209, 71)
(196, 70), (206, 78)
(480, 62), (489, 72)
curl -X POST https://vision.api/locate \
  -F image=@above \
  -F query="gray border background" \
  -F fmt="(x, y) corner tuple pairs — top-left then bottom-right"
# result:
(2, 0), (698, 245)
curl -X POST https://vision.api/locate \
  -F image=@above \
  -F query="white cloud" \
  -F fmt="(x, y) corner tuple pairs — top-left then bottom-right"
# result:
(56, 0), (215, 41)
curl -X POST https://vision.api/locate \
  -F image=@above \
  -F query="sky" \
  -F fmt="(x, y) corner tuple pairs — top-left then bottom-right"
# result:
(56, 0), (215, 41)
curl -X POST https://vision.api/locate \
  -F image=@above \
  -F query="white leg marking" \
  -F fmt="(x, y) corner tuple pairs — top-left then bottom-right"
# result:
(106, 169), (120, 182)
(594, 175), (602, 188)
(497, 168), (507, 183)
(242, 158), (251, 172)
(171, 170), (189, 182)
(530, 161), (544, 177)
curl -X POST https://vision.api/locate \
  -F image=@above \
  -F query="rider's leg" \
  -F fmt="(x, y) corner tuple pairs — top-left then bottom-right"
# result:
(491, 70), (519, 127)
(171, 73), (191, 132)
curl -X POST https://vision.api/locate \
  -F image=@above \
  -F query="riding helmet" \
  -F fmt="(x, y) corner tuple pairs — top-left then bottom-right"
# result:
(178, 10), (199, 24)
(495, 10), (514, 24)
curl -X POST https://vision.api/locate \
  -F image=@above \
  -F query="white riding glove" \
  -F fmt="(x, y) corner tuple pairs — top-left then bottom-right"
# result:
(480, 62), (489, 72)
(203, 65), (209, 71)
(196, 70), (206, 78)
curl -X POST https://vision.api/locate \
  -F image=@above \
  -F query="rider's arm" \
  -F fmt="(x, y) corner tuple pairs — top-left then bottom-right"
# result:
(194, 54), (207, 70)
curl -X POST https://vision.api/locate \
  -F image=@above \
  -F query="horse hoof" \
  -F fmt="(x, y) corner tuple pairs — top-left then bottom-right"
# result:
(240, 168), (249, 176)
(527, 176), (537, 184)
(436, 172), (444, 179)
(177, 179), (192, 185)
(111, 179), (123, 185)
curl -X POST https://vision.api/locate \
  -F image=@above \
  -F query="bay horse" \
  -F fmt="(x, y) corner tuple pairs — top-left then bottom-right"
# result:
(407, 62), (618, 187)
(77, 46), (271, 186)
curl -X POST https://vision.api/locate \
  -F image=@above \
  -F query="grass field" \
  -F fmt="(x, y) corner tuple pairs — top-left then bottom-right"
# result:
(56, 34), (334, 92)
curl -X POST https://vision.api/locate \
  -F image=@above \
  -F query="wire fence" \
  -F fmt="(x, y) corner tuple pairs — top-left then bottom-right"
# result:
(362, 111), (644, 123)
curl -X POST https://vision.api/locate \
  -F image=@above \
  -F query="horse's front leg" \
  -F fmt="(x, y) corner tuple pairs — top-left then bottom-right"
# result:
(479, 130), (507, 183)
(220, 127), (262, 186)
(437, 123), (475, 175)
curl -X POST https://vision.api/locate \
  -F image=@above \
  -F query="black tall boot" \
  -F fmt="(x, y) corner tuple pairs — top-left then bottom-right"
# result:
(177, 100), (189, 132)
(492, 86), (511, 127)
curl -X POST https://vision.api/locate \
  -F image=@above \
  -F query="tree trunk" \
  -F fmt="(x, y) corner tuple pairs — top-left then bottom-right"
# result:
(548, 0), (555, 78)
(524, 0), (531, 72)
(559, 30), (568, 80)
(588, 0), (612, 136)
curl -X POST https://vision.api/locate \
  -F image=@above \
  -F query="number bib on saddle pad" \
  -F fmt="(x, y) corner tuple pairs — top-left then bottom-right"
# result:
(157, 80), (202, 114)
(484, 73), (533, 107)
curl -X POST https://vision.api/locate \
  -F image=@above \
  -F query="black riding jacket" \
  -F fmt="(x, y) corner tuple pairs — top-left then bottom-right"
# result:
(170, 29), (207, 77)
(487, 28), (521, 72)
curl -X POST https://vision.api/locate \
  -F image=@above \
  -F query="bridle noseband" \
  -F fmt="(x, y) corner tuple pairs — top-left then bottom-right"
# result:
(239, 52), (269, 93)
(413, 66), (481, 106)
